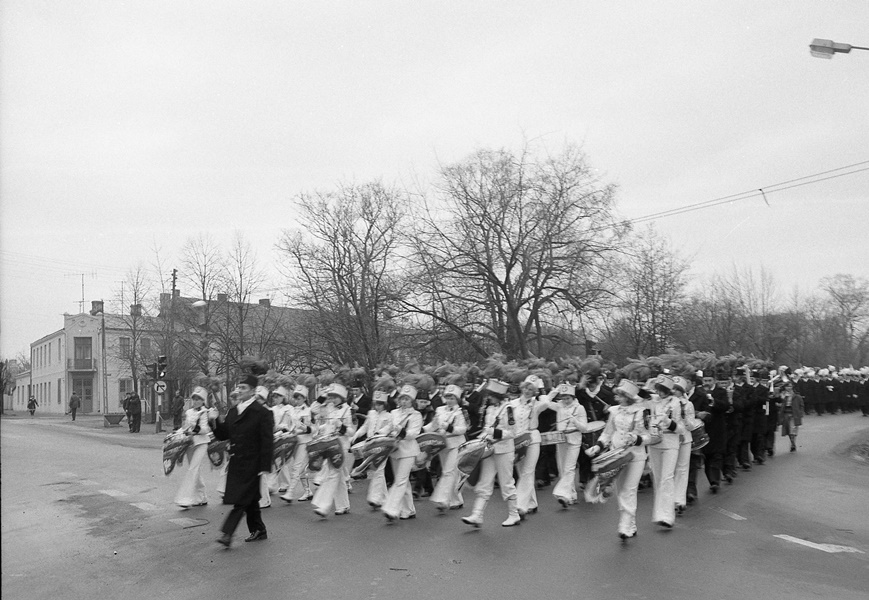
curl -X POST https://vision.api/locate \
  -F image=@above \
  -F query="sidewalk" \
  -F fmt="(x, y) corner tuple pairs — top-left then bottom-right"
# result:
(1, 411), (170, 441)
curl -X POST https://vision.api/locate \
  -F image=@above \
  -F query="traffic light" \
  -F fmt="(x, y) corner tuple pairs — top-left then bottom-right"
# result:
(157, 355), (168, 379)
(146, 362), (157, 379)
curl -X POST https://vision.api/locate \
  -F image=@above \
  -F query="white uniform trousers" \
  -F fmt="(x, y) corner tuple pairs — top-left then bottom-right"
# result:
(430, 446), (462, 508)
(311, 461), (349, 514)
(474, 452), (517, 503)
(649, 443), (679, 525)
(515, 442), (540, 512)
(673, 441), (692, 507)
(554, 442), (582, 504)
(280, 442), (310, 500)
(383, 455), (416, 518)
(615, 453), (647, 536)
(366, 460), (388, 507)
(259, 470), (278, 508)
(174, 444), (208, 506)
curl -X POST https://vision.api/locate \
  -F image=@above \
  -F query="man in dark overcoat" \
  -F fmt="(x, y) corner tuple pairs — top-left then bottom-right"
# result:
(688, 372), (729, 497)
(212, 374), (273, 548)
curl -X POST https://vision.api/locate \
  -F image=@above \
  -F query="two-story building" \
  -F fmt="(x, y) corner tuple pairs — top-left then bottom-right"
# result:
(12, 301), (164, 415)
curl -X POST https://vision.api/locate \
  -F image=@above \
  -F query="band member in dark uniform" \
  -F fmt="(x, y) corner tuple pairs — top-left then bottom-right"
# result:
(212, 371), (274, 548)
(750, 371), (771, 465)
(689, 372), (728, 496)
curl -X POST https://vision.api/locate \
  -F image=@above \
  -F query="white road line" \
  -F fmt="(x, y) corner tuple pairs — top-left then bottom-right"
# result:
(710, 506), (747, 521)
(131, 502), (159, 511)
(79, 480), (99, 486)
(58, 472), (78, 478)
(99, 489), (128, 497)
(169, 517), (207, 528)
(774, 535), (865, 554)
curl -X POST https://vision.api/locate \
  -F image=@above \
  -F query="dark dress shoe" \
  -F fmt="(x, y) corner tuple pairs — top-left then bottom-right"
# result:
(216, 533), (232, 547)
(244, 530), (268, 542)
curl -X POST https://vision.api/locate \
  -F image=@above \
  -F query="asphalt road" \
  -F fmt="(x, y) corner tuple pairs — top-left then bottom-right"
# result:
(2, 412), (868, 600)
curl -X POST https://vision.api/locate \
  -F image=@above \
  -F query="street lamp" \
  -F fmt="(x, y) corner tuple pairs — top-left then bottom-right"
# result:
(809, 38), (869, 59)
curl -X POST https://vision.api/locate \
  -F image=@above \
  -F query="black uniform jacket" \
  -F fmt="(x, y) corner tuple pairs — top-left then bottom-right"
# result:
(212, 401), (274, 506)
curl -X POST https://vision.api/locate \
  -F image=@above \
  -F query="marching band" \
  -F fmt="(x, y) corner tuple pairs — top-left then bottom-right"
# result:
(162, 358), (869, 547)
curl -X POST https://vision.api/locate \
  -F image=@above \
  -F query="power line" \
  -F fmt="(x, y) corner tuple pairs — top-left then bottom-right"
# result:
(609, 160), (869, 232)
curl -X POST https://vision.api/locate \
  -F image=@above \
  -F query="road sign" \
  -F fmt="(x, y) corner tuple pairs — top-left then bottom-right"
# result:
(154, 381), (167, 395)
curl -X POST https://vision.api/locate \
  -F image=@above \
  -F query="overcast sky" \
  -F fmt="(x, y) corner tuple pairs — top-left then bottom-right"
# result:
(2, 1), (868, 358)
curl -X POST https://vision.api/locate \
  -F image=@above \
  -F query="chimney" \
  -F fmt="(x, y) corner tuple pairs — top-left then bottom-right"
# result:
(217, 293), (227, 302)
(259, 299), (271, 308)
(173, 289), (181, 297)
(90, 300), (104, 316)
(130, 304), (142, 317)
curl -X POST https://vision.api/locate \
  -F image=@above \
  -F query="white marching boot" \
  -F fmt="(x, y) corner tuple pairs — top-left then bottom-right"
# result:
(462, 498), (487, 527)
(501, 498), (521, 527)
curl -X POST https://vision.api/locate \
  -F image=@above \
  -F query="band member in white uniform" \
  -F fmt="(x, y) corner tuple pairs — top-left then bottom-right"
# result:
(540, 383), (590, 507)
(350, 392), (394, 508)
(174, 386), (214, 508)
(311, 384), (354, 518)
(646, 375), (685, 528)
(271, 387), (294, 495)
(462, 379), (521, 527)
(426, 384), (468, 512)
(280, 384), (315, 503)
(586, 379), (651, 539)
(383, 384), (423, 521)
(514, 375), (547, 516)
(671, 376), (697, 516)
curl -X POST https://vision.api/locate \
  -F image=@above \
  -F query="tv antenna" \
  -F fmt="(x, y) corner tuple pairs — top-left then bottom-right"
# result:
(65, 272), (98, 313)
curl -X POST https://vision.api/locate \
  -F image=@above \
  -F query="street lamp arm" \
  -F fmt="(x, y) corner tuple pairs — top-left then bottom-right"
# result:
(810, 38), (869, 59)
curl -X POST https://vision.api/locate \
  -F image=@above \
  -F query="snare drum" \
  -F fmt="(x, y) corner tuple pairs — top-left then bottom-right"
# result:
(690, 422), (709, 451)
(456, 438), (493, 476)
(350, 440), (366, 460)
(513, 431), (533, 462)
(591, 448), (633, 475)
(308, 436), (344, 471)
(581, 421), (606, 449)
(540, 431), (567, 446)
(414, 433), (447, 470)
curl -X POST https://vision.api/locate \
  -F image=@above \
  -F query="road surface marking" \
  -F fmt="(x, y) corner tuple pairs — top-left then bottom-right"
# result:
(99, 489), (128, 497)
(774, 535), (865, 554)
(169, 517), (207, 528)
(80, 479), (99, 485)
(131, 502), (159, 511)
(58, 472), (77, 478)
(710, 507), (746, 521)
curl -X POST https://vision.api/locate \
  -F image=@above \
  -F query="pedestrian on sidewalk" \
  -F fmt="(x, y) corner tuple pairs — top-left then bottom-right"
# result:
(171, 391), (185, 430)
(27, 396), (38, 416)
(128, 392), (142, 433)
(69, 393), (81, 421)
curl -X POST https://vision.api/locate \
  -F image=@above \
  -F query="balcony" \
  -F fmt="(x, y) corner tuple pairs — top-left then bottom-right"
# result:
(68, 358), (96, 371)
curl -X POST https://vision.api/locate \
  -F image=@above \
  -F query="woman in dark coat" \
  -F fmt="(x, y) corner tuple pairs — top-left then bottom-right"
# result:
(211, 374), (273, 548)
(778, 381), (804, 453)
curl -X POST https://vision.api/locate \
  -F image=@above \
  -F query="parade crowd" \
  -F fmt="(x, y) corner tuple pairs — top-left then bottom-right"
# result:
(163, 356), (869, 547)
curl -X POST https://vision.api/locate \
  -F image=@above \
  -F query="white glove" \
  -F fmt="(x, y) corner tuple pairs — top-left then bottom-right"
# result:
(585, 445), (600, 457)
(207, 407), (219, 420)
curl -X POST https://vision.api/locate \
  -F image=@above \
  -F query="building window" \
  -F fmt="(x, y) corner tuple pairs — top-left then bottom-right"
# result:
(140, 337), (152, 358)
(119, 337), (132, 359)
(58, 378), (62, 405)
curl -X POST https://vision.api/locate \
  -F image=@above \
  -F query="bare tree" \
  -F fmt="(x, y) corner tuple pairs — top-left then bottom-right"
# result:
(403, 144), (625, 360)
(210, 232), (269, 381)
(276, 181), (407, 372)
(603, 225), (689, 360)
(819, 274), (869, 364)
(111, 266), (155, 397)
